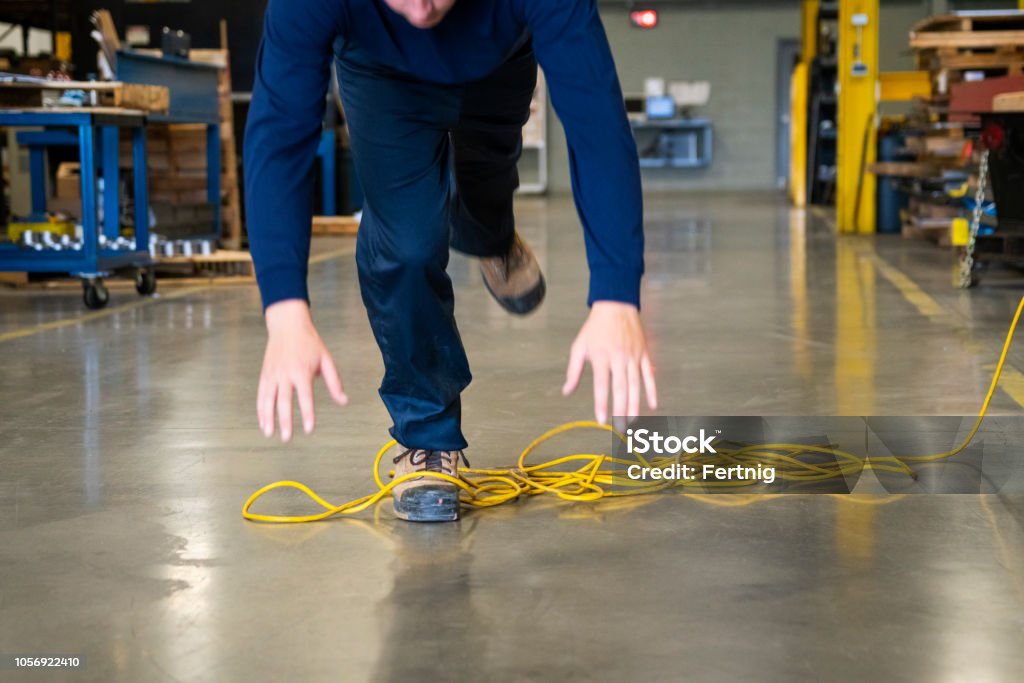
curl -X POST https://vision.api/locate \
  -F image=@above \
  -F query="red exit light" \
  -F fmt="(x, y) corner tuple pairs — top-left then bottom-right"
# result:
(630, 9), (659, 29)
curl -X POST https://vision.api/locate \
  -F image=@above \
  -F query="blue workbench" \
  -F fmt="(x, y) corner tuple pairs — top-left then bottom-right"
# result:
(0, 53), (225, 308)
(0, 108), (155, 308)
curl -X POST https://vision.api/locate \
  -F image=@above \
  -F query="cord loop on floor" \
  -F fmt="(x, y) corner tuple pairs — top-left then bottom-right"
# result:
(242, 296), (1024, 524)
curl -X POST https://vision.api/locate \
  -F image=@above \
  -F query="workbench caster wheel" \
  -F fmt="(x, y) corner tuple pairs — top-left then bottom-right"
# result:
(82, 278), (109, 310)
(135, 268), (157, 296)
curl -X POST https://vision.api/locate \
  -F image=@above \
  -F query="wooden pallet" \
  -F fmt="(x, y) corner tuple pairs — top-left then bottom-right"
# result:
(913, 11), (1024, 35)
(911, 12), (1024, 49)
(869, 161), (942, 178)
(154, 249), (254, 280)
(902, 216), (956, 247)
(0, 80), (169, 112)
(916, 49), (1024, 95)
(907, 196), (964, 221)
(902, 134), (967, 159)
(918, 48), (1024, 72)
(311, 215), (360, 236)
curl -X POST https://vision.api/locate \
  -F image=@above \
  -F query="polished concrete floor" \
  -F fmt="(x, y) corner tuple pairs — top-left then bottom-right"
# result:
(1, 192), (1023, 682)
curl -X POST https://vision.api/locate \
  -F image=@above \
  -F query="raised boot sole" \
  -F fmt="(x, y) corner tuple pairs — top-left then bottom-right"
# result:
(482, 271), (546, 316)
(393, 485), (461, 522)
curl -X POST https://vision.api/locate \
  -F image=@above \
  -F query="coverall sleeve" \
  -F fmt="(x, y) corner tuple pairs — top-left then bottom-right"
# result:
(520, 0), (645, 307)
(244, 0), (343, 309)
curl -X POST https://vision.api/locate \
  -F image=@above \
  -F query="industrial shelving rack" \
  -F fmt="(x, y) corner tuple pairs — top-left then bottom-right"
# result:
(807, 0), (838, 205)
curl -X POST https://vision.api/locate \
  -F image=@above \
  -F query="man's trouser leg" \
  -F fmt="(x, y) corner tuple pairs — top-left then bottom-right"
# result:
(449, 44), (537, 259)
(338, 58), (470, 451)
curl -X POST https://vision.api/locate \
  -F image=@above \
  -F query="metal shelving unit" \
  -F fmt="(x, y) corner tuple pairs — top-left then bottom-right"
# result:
(631, 118), (714, 169)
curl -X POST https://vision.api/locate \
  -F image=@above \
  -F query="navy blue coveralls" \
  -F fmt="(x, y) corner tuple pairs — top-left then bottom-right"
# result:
(244, 0), (644, 451)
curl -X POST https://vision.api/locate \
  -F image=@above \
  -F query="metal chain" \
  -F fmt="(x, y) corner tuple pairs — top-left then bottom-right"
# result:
(958, 148), (990, 289)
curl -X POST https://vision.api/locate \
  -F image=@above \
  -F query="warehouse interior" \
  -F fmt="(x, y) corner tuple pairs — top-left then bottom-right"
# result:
(1, 1), (1024, 681)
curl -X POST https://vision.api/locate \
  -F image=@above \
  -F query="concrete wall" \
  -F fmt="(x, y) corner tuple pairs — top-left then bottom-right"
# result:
(544, 1), (946, 193)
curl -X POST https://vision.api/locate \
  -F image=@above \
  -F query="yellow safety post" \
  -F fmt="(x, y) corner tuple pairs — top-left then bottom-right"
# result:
(801, 0), (819, 64)
(790, 1), (818, 207)
(837, 0), (879, 234)
(790, 62), (809, 207)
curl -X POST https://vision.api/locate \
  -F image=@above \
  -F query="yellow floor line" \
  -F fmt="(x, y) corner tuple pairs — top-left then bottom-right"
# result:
(862, 253), (948, 320)
(813, 204), (947, 320)
(855, 246), (1024, 408)
(809, 207), (1023, 408)
(985, 362), (1024, 408)
(0, 242), (356, 345)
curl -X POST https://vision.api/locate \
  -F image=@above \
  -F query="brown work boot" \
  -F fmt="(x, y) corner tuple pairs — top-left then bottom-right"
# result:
(480, 233), (546, 315)
(392, 448), (468, 522)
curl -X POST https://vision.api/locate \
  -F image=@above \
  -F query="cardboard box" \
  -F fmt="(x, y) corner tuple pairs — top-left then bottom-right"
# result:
(46, 196), (81, 219)
(56, 162), (81, 200)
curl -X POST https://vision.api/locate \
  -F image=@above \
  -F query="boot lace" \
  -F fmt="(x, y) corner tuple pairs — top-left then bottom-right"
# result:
(394, 449), (470, 475)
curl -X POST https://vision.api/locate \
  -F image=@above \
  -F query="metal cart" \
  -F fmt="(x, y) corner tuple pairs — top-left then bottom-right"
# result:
(0, 108), (153, 308)
(1, 52), (224, 309)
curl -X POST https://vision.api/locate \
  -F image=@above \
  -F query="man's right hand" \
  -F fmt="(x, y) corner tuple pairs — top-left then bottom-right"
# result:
(258, 299), (348, 442)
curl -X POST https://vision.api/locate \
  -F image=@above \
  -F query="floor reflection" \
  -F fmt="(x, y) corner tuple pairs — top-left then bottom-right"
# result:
(644, 213), (712, 286)
(372, 521), (488, 682)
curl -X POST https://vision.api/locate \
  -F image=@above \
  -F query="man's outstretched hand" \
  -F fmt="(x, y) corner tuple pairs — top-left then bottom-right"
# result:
(562, 301), (658, 424)
(258, 300), (348, 442)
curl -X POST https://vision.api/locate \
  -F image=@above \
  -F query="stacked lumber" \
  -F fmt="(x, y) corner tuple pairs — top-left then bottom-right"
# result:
(883, 12), (1024, 246)
(119, 124), (215, 238)
(184, 39), (243, 249)
(874, 112), (970, 246)
(911, 12), (1024, 96)
(132, 34), (242, 248)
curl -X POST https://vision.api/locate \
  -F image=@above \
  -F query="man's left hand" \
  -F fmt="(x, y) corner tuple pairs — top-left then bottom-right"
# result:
(562, 301), (658, 424)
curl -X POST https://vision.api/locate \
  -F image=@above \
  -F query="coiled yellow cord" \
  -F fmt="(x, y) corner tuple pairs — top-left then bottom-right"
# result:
(243, 295), (1024, 523)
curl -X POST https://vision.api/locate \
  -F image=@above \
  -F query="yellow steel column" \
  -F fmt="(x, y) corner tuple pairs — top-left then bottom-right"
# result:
(790, 1), (818, 207)
(837, 0), (879, 234)
(789, 62), (809, 207)
(801, 0), (819, 63)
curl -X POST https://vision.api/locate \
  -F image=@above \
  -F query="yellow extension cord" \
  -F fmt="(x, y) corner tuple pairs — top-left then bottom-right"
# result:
(242, 295), (1024, 523)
